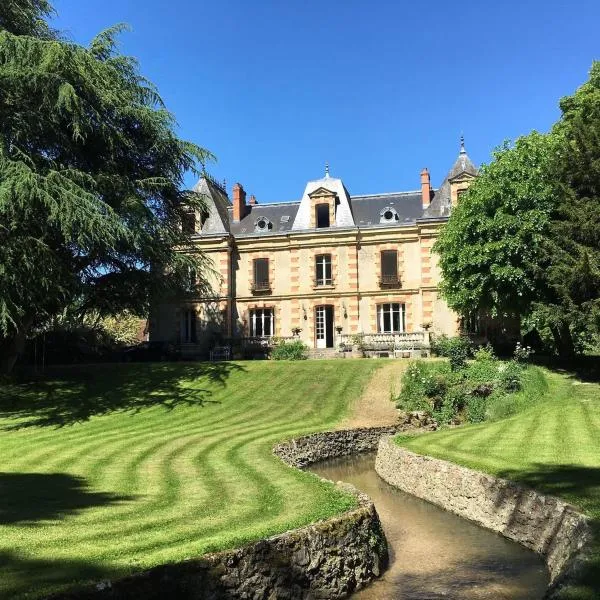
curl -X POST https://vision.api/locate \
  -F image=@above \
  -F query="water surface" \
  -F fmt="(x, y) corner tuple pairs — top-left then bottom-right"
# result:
(310, 453), (549, 600)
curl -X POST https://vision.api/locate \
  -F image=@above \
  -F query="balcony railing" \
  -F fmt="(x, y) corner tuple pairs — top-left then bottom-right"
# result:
(313, 277), (335, 288)
(378, 274), (401, 288)
(339, 332), (429, 351)
(251, 280), (272, 294)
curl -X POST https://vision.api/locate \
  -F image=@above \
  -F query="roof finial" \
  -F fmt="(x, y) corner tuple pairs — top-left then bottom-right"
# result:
(325, 161), (330, 178)
(460, 133), (466, 155)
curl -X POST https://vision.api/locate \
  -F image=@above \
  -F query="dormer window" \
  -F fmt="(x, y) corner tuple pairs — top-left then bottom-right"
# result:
(254, 217), (272, 232)
(315, 203), (330, 228)
(182, 211), (196, 234)
(380, 207), (400, 224)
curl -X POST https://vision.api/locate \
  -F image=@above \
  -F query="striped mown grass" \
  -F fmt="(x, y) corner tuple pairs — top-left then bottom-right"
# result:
(0, 360), (379, 599)
(397, 367), (600, 600)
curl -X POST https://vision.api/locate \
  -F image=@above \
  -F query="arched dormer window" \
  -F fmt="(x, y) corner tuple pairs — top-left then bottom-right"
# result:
(379, 206), (400, 224)
(254, 216), (273, 232)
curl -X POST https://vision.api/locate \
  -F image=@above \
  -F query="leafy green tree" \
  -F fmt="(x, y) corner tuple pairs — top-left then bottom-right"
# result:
(0, 1), (213, 373)
(435, 63), (600, 357)
(434, 133), (560, 323)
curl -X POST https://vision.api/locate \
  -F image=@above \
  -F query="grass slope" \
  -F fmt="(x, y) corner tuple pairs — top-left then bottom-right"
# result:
(0, 360), (379, 599)
(397, 368), (600, 600)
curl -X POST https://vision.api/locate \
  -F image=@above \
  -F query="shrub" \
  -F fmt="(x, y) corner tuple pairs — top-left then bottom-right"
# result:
(396, 361), (449, 413)
(513, 342), (534, 363)
(271, 340), (308, 360)
(498, 360), (523, 392)
(466, 395), (488, 422)
(396, 354), (528, 426)
(431, 335), (473, 370)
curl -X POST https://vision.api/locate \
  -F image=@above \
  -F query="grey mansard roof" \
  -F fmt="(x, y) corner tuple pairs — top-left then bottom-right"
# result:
(195, 141), (477, 237)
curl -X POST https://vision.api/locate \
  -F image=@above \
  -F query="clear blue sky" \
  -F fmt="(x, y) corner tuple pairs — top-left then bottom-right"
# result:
(52, 0), (599, 202)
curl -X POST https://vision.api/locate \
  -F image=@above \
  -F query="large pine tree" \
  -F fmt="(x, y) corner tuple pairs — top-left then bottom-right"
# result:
(0, 1), (213, 372)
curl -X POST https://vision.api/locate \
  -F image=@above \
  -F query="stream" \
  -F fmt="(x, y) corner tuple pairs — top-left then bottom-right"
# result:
(310, 453), (550, 600)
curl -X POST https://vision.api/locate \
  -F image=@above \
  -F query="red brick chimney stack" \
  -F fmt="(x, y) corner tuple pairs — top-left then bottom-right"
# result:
(249, 194), (257, 206)
(420, 168), (431, 209)
(232, 183), (247, 222)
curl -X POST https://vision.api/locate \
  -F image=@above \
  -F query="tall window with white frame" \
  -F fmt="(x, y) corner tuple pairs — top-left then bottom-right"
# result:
(377, 303), (405, 333)
(249, 308), (274, 337)
(181, 308), (197, 343)
(315, 254), (332, 286)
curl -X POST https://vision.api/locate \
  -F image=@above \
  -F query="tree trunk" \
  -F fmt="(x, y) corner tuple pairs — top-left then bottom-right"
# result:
(550, 321), (576, 359)
(0, 329), (28, 375)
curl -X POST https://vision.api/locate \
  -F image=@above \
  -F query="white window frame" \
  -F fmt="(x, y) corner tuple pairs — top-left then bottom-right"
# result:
(181, 309), (197, 343)
(377, 303), (405, 333)
(249, 308), (275, 337)
(315, 254), (332, 286)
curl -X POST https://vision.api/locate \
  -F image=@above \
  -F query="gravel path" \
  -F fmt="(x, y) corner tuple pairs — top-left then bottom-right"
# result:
(338, 360), (407, 429)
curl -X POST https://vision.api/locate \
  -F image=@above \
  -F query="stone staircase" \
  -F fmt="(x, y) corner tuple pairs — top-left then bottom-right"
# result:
(306, 348), (343, 360)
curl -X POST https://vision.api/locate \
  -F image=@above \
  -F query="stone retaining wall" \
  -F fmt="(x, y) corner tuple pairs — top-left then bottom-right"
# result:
(375, 437), (591, 597)
(47, 428), (395, 600)
(273, 426), (403, 468)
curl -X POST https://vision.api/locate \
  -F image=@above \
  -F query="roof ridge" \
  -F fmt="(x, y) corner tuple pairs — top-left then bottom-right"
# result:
(351, 189), (435, 199)
(227, 200), (301, 208)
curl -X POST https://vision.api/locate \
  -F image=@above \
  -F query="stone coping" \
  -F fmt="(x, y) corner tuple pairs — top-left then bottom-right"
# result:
(375, 436), (592, 599)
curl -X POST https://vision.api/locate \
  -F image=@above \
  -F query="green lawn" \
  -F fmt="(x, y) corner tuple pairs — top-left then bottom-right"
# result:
(397, 367), (600, 600)
(0, 360), (379, 599)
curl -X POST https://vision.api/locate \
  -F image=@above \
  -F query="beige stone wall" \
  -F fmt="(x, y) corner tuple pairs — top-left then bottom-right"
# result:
(154, 220), (462, 346)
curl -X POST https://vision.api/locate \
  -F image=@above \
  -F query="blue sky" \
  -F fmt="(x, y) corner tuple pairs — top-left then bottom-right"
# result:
(52, 0), (599, 202)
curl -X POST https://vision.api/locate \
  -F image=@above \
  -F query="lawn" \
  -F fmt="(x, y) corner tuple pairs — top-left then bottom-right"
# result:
(397, 367), (600, 600)
(0, 360), (379, 599)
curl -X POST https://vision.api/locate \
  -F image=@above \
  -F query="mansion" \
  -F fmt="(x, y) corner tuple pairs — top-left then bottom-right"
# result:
(150, 140), (478, 356)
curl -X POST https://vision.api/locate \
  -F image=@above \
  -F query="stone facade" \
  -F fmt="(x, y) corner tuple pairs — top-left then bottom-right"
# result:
(150, 143), (479, 355)
(375, 438), (592, 596)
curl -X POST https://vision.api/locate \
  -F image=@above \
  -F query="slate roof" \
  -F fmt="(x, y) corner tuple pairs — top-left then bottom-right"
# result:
(195, 139), (477, 237)
(424, 138), (478, 219)
(351, 191), (424, 227)
(229, 202), (300, 236)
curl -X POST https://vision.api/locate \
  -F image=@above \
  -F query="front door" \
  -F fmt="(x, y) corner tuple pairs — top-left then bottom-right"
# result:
(315, 305), (334, 348)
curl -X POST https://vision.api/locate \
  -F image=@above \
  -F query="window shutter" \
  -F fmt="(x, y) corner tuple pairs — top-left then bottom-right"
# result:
(254, 258), (269, 285)
(381, 251), (398, 278)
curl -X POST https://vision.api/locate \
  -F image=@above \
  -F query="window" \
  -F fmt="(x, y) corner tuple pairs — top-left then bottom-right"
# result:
(182, 211), (196, 234)
(250, 308), (274, 337)
(377, 303), (405, 333)
(253, 258), (270, 291)
(181, 309), (197, 343)
(315, 203), (330, 228)
(380, 206), (400, 224)
(380, 250), (398, 285)
(315, 254), (332, 286)
(254, 217), (272, 232)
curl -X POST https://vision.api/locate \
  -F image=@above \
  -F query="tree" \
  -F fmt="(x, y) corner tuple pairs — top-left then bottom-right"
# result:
(0, 1), (213, 373)
(434, 133), (560, 323)
(435, 63), (600, 357)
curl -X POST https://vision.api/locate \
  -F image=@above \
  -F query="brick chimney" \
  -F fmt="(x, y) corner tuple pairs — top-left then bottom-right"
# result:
(249, 194), (257, 206)
(232, 183), (247, 222)
(421, 168), (431, 209)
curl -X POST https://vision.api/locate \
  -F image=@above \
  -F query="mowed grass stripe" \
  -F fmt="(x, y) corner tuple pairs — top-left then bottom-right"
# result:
(398, 368), (600, 600)
(0, 360), (379, 599)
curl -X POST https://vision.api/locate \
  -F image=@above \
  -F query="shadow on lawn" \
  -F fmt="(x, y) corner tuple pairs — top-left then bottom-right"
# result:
(0, 362), (246, 429)
(0, 549), (126, 600)
(496, 463), (600, 507)
(0, 472), (135, 525)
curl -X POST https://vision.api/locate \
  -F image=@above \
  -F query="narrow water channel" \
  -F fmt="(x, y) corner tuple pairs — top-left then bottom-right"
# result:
(310, 453), (549, 600)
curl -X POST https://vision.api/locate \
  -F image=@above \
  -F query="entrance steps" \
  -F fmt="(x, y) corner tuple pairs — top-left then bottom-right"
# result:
(307, 348), (342, 360)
